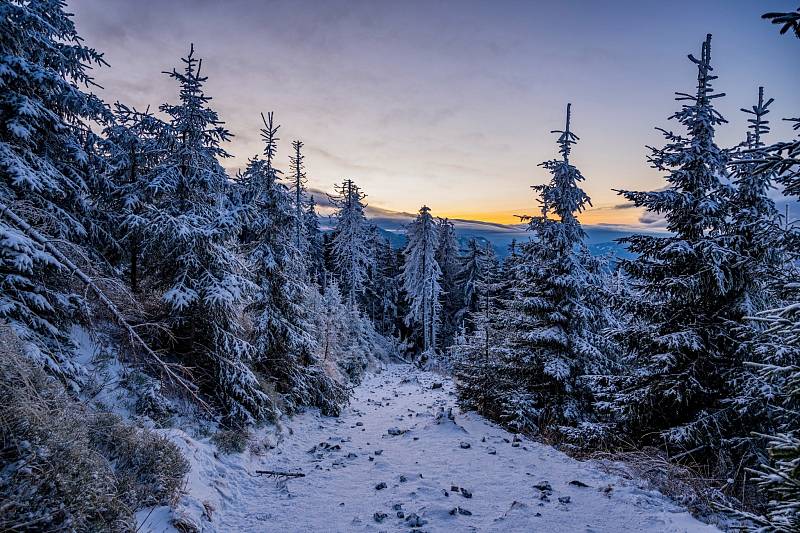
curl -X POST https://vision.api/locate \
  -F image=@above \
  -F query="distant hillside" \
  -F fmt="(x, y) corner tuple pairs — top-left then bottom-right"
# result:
(310, 189), (666, 258)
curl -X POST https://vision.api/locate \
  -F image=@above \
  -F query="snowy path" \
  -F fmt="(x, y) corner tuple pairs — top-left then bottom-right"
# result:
(151, 365), (718, 532)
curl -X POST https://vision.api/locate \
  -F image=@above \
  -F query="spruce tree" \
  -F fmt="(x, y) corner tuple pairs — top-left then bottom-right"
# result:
(329, 179), (372, 308)
(0, 0), (111, 377)
(495, 103), (608, 433)
(458, 239), (496, 331)
(737, 15), (800, 531)
(289, 139), (308, 251)
(304, 195), (326, 286)
(239, 112), (342, 415)
(724, 88), (794, 445)
(435, 217), (462, 349)
(611, 35), (746, 451)
(402, 205), (442, 359)
(99, 103), (168, 293)
(453, 241), (506, 418)
(143, 45), (267, 423)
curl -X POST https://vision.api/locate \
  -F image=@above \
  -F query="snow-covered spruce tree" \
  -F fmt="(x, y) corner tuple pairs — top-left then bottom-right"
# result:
(238, 112), (345, 416)
(611, 35), (751, 453)
(99, 103), (169, 293)
(402, 205), (443, 362)
(304, 195), (326, 286)
(458, 238), (497, 332)
(311, 277), (350, 366)
(329, 179), (373, 308)
(452, 240), (507, 418)
(726, 87), (787, 312)
(142, 45), (268, 424)
(361, 228), (397, 332)
(0, 0), (113, 377)
(737, 296), (800, 532)
(436, 217), (463, 350)
(289, 139), (308, 250)
(725, 88), (794, 442)
(736, 17), (800, 530)
(494, 103), (609, 435)
(370, 234), (402, 336)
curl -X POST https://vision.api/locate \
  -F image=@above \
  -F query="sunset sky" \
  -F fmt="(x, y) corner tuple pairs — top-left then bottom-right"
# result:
(69, 0), (799, 226)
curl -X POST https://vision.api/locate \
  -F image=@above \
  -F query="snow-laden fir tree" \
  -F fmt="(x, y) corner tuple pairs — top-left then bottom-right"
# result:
(238, 112), (345, 416)
(611, 35), (750, 452)
(493, 103), (609, 434)
(726, 87), (787, 312)
(329, 179), (373, 308)
(736, 17), (800, 531)
(402, 205), (442, 360)
(304, 195), (326, 286)
(362, 228), (399, 333)
(458, 239), (497, 332)
(435, 217), (463, 349)
(453, 240), (507, 417)
(99, 103), (168, 293)
(0, 0), (111, 378)
(143, 46), (268, 423)
(724, 88), (794, 442)
(289, 139), (308, 250)
(371, 234), (402, 336)
(739, 296), (800, 532)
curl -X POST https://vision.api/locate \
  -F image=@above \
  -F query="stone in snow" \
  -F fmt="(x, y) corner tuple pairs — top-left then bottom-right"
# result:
(373, 512), (388, 523)
(387, 427), (405, 436)
(569, 480), (590, 488)
(355, 421), (364, 426)
(558, 496), (571, 505)
(487, 447), (497, 455)
(375, 482), (387, 490)
(533, 481), (552, 492)
(459, 442), (471, 449)
(405, 513), (427, 527)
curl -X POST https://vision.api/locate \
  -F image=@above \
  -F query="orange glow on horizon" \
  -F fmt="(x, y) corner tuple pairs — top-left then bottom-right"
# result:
(436, 205), (645, 227)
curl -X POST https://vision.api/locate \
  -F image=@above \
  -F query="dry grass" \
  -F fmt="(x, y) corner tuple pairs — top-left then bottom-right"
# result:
(0, 328), (189, 532)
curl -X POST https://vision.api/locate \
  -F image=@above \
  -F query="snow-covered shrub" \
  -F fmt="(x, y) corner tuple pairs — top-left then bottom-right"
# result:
(211, 427), (253, 455)
(130, 372), (175, 425)
(308, 279), (394, 388)
(0, 330), (188, 532)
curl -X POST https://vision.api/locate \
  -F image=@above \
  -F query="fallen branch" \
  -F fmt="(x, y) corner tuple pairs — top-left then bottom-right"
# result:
(254, 470), (306, 479)
(0, 201), (208, 410)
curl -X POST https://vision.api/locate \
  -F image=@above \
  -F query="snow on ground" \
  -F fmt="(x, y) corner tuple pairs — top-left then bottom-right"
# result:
(140, 364), (718, 532)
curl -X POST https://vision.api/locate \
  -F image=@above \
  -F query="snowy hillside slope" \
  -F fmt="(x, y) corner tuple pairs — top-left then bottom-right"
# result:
(139, 365), (718, 532)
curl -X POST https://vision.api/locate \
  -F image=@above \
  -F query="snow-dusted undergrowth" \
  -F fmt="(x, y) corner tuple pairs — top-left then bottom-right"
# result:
(140, 365), (717, 532)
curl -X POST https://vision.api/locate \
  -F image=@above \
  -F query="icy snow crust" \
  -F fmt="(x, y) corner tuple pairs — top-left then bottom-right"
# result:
(140, 365), (717, 532)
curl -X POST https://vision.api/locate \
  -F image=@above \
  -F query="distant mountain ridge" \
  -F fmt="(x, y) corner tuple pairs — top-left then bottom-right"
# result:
(308, 187), (665, 258)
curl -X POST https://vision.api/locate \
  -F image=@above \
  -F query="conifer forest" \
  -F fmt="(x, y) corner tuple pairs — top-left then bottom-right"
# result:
(1, 1), (800, 531)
